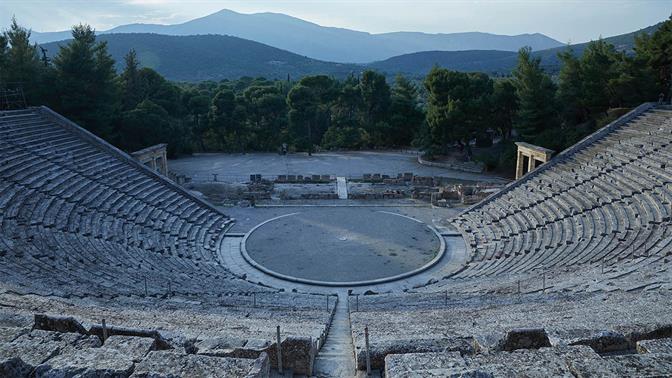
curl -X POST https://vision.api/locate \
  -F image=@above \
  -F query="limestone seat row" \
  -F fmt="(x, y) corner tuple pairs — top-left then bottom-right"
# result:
(451, 106), (672, 279)
(0, 107), (336, 375)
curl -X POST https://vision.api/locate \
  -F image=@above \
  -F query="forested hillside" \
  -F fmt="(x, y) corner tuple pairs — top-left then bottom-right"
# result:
(41, 33), (359, 82)
(369, 50), (518, 76)
(371, 21), (664, 77)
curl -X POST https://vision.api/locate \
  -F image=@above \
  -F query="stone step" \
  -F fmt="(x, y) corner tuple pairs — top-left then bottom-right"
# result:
(313, 294), (357, 377)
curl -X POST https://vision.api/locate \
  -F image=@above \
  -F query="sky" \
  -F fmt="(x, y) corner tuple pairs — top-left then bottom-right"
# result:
(1, 0), (670, 43)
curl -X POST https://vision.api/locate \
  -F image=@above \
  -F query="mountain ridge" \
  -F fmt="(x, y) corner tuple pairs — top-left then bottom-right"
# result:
(30, 8), (563, 63)
(36, 15), (664, 82)
(370, 21), (663, 77)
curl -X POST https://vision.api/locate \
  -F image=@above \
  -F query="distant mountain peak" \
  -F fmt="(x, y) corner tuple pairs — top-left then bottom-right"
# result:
(30, 8), (563, 63)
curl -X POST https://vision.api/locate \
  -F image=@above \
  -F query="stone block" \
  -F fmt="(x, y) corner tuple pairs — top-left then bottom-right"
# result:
(265, 336), (316, 375)
(131, 350), (267, 378)
(356, 337), (475, 370)
(104, 335), (157, 362)
(637, 337), (672, 354)
(0, 327), (27, 344)
(33, 314), (88, 335)
(312, 175), (321, 181)
(569, 330), (630, 353)
(195, 337), (247, 357)
(385, 345), (602, 378)
(499, 328), (552, 351)
(321, 175), (331, 181)
(276, 175), (287, 182)
(287, 175), (296, 182)
(33, 348), (135, 378)
(89, 324), (171, 350)
(0, 330), (101, 373)
(604, 353), (672, 376)
(385, 351), (464, 377)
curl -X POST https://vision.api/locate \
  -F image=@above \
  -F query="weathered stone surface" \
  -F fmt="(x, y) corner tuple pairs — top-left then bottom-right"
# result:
(34, 314), (88, 335)
(131, 350), (267, 378)
(0, 329), (100, 368)
(0, 357), (32, 378)
(385, 346), (601, 378)
(249, 352), (270, 378)
(351, 290), (672, 368)
(33, 348), (135, 378)
(636, 337), (672, 354)
(499, 328), (551, 351)
(605, 353), (672, 376)
(0, 326), (28, 344)
(104, 335), (157, 362)
(31, 335), (157, 377)
(89, 324), (171, 350)
(569, 330), (630, 353)
(357, 337), (475, 370)
(195, 337), (246, 357)
(384, 351), (463, 377)
(265, 336), (316, 375)
(0, 329), (101, 376)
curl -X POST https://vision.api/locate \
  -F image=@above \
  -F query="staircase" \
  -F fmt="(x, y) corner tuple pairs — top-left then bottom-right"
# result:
(313, 293), (357, 377)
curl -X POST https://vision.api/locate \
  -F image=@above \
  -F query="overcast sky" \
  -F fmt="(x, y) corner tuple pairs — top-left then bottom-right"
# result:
(1, 0), (670, 43)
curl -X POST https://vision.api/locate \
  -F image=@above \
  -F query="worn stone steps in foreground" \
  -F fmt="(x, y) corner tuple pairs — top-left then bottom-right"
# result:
(349, 289), (672, 372)
(0, 317), (269, 378)
(384, 344), (672, 377)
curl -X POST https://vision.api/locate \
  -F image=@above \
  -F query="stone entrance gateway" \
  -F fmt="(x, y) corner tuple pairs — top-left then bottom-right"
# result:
(515, 142), (554, 179)
(131, 143), (168, 176)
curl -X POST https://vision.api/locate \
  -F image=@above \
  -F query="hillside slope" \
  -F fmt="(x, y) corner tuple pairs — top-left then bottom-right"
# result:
(41, 33), (360, 82)
(370, 21), (663, 77)
(369, 50), (518, 76)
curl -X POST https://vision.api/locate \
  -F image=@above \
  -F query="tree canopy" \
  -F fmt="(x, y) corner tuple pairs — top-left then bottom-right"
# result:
(1, 17), (671, 173)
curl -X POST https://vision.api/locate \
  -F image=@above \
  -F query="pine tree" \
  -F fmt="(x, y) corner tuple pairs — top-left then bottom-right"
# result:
(491, 78), (518, 141)
(512, 47), (558, 142)
(2, 18), (45, 104)
(557, 48), (586, 124)
(636, 16), (672, 101)
(120, 49), (142, 110)
(389, 75), (423, 146)
(53, 24), (119, 137)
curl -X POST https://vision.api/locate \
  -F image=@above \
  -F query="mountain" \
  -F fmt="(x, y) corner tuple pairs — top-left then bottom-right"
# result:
(38, 20), (664, 83)
(525, 21), (663, 72)
(370, 21), (664, 77)
(30, 8), (563, 63)
(40, 33), (360, 82)
(369, 50), (518, 76)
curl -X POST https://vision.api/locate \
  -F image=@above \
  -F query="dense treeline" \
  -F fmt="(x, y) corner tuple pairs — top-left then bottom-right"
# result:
(1, 17), (670, 173)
